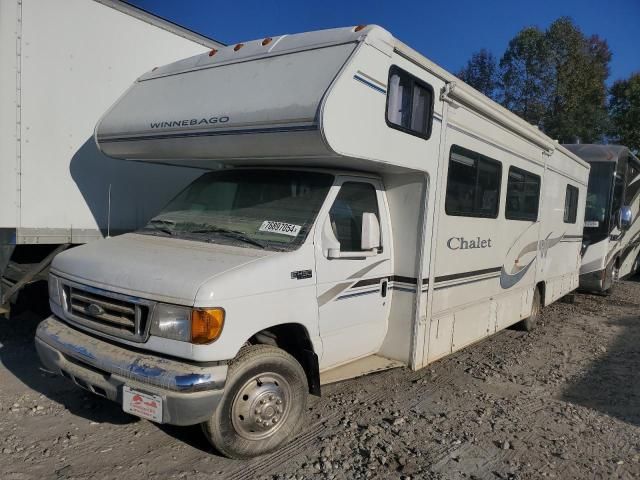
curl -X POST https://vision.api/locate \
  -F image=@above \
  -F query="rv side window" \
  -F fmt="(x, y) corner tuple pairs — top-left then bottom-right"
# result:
(564, 185), (579, 224)
(505, 167), (541, 221)
(386, 66), (434, 139)
(445, 145), (501, 218)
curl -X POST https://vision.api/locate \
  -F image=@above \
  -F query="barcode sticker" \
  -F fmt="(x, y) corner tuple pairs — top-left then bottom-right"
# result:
(259, 221), (301, 237)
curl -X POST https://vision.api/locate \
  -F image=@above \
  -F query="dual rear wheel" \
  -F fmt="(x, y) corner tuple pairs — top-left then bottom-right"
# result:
(520, 287), (541, 332)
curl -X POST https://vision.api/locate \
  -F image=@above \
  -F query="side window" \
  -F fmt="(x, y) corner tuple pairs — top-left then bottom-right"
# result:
(564, 185), (579, 224)
(505, 167), (541, 221)
(612, 159), (626, 215)
(445, 145), (502, 218)
(624, 160), (640, 205)
(386, 66), (434, 139)
(329, 182), (380, 252)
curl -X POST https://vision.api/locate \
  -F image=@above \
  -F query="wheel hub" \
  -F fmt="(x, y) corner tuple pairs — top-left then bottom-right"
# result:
(231, 373), (290, 440)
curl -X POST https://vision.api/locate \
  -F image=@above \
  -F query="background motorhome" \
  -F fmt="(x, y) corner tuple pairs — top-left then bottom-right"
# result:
(563, 144), (640, 292)
(0, 0), (223, 316)
(37, 25), (590, 458)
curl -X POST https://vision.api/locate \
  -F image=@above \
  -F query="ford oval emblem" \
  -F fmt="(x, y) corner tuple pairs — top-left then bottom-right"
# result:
(87, 303), (105, 316)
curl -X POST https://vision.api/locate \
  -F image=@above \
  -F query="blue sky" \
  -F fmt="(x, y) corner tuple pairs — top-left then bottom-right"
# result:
(128, 0), (639, 83)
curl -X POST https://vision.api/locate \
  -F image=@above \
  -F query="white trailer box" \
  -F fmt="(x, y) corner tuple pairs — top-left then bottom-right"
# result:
(0, 0), (222, 311)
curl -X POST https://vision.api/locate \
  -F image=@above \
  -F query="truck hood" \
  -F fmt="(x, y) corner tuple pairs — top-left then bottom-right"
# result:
(51, 233), (272, 305)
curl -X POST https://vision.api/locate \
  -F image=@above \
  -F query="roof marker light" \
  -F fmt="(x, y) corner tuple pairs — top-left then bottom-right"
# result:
(262, 37), (273, 46)
(354, 25), (366, 32)
(208, 48), (218, 57)
(234, 43), (244, 52)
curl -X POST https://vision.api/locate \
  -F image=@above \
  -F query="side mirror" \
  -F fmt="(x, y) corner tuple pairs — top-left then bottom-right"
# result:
(619, 206), (633, 231)
(361, 212), (381, 251)
(323, 212), (380, 259)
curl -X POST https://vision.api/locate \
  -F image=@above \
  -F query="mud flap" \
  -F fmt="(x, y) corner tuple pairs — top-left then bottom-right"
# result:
(0, 229), (16, 315)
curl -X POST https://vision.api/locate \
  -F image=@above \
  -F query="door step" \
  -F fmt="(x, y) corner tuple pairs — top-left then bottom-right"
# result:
(320, 354), (405, 385)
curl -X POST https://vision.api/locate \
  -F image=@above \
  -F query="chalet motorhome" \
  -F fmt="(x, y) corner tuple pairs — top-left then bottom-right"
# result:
(35, 26), (589, 458)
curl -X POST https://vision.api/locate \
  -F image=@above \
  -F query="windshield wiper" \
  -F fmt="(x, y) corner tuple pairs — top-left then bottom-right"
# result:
(143, 218), (177, 236)
(189, 227), (266, 249)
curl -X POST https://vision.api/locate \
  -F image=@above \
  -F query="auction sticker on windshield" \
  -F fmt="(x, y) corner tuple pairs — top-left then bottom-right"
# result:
(123, 386), (163, 422)
(259, 221), (301, 237)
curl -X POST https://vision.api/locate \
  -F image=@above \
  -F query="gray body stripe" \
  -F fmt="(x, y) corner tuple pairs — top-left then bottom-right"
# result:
(317, 259), (388, 307)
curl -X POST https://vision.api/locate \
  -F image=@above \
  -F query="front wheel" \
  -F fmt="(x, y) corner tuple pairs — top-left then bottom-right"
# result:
(520, 287), (541, 332)
(202, 345), (308, 459)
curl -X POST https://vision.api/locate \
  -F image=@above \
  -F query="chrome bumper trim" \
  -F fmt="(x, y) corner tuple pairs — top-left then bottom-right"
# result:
(36, 316), (227, 393)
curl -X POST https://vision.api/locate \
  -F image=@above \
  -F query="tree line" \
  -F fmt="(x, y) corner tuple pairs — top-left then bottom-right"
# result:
(457, 17), (639, 153)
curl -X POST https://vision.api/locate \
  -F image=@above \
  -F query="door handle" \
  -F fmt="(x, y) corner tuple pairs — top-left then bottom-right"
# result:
(381, 279), (388, 298)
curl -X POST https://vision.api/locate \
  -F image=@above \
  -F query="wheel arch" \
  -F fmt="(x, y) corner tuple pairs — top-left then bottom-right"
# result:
(247, 322), (321, 396)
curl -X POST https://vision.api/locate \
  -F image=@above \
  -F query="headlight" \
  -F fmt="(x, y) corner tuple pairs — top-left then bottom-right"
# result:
(150, 304), (225, 344)
(48, 274), (61, 306)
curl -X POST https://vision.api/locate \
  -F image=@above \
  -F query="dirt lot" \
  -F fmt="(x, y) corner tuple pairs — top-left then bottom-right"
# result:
(1, 280), (639, 480)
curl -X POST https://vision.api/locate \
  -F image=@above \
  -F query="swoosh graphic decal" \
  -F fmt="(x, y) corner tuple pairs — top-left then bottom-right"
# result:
(500, 232), (566, 289)
(500, 259), (535, 289)
(317, 259), (388, 306)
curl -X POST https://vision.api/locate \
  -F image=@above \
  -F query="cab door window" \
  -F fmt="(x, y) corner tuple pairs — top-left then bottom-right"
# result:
(329, 182), (380, 252)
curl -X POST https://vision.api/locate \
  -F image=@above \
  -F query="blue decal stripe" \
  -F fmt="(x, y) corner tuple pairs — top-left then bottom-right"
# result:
(353, 74), (387, 94)
(390, 286), (416, 293)
(98, 124), (318, 143)
(336, 289), (379, 300)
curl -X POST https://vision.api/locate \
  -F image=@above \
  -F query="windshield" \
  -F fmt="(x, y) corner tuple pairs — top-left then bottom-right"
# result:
(140, 170), (334, 251)
(584, 162), (615, 241)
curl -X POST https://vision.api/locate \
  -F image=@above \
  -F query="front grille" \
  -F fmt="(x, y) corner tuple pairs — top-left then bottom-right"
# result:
(61, 282), (152, 342)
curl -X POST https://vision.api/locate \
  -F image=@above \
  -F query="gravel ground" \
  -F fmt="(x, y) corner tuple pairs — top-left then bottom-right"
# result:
(0, 281), (639, 479)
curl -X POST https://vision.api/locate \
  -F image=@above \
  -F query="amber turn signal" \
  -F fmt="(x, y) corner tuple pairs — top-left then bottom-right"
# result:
(354, 25), (366, 32)
(191, 308), (225, 344)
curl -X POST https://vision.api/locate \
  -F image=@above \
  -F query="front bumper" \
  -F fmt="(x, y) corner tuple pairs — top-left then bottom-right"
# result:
(35, 316), (228, 426)
(579, 269), (607, 293)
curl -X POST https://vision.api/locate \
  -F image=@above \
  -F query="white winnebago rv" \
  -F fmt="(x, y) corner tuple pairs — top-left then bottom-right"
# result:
(35, 26), (589, 458)
(0, 0), (222, 315)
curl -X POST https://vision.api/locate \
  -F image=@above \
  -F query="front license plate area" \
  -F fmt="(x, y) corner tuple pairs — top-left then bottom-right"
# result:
(123, 386), (163, 423)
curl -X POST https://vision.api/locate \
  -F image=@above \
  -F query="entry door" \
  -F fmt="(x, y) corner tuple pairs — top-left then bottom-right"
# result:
(314, 178), (392, 369)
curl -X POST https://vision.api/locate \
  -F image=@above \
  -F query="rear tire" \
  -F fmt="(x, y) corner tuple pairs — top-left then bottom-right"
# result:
(520, 287), (541, 332)
(202, 345), (308, 459)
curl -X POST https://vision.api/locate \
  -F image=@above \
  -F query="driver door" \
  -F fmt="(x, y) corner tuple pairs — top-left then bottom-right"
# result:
(314, 177), (392, 369)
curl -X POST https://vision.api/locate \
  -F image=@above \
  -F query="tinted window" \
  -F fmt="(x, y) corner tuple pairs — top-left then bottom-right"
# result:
(386, 66), (433, 139)
(505, 167), (541, 221)
(564, 185), (579, 224)
(625, 160), (640, 205)
(445, 145), (502, 218)
(330, 182), (380, 252)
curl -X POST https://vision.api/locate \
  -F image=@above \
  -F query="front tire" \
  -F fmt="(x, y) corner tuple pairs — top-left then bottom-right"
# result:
(202, 345), (308, 459)
(520, 287), (541, 332)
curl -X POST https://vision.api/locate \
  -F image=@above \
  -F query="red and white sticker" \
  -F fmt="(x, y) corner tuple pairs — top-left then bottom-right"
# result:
(258, 220), (301, 237)
(123, 386), (163, 423)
